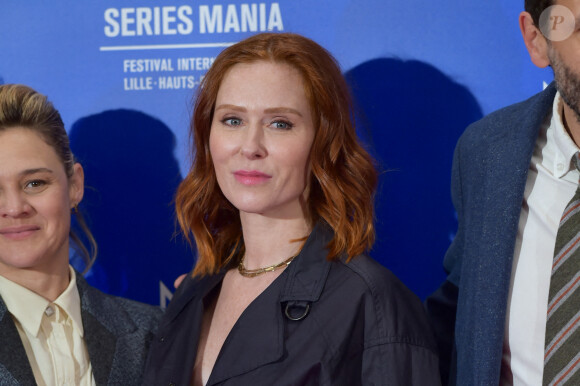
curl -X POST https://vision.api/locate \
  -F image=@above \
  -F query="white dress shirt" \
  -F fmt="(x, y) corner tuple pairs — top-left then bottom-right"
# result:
(501, 92), (580, 385)
(0, 267), (96, 386)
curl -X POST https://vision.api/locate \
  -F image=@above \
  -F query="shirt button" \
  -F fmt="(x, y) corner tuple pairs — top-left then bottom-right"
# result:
(557, 163), (564, 171)
(44, 306), (55, 317)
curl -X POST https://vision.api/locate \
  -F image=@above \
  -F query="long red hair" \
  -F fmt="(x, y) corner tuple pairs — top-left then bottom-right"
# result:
(175, 33), (378, 276)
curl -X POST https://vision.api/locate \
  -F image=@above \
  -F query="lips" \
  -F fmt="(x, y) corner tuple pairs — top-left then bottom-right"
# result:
(233, 170), (272, 185)
(0, 225), (41, 240)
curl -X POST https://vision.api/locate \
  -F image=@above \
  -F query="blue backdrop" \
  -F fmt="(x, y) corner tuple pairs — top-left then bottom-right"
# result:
(0, 1), (554, 306)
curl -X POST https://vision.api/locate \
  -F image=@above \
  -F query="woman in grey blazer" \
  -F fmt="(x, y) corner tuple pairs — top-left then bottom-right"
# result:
(0, 84), (161, 385)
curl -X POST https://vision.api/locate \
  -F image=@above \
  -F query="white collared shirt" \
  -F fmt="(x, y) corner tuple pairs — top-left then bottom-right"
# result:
(501, 92), (580, 385)
(0, 267), (96, 386)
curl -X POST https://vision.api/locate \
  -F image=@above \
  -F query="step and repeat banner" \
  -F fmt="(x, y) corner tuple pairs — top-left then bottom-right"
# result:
(0, 1), (552, 306)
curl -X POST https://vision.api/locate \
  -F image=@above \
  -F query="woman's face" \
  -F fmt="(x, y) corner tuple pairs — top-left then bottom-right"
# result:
(209, 61), (315, 219)
(0, 128), (83, 275)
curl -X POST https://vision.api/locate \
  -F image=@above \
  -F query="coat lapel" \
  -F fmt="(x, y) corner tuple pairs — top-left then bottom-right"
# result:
(0, 296), (37, 385)
(205, 274), (286, 385)
(206, 223), (332, 385)
(154, 271), (224, 385)
(456, 83), (557, 384)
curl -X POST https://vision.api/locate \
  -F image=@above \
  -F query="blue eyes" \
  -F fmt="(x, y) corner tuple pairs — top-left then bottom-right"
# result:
(272, 121), (291, 129)
(224, 118), (242, 126)
(221, 117), (294, 130)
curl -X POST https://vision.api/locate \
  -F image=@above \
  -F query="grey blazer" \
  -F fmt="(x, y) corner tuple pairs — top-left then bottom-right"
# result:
(426, 83), (558, 385)
(0, 273), (162, 385)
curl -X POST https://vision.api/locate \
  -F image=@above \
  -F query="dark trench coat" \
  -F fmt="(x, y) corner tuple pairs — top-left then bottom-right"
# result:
(144, 223), (440, 385)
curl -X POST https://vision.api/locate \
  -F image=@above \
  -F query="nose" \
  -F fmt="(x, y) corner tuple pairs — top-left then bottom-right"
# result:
(0, 190), (33, 218)
(240, 124), (267, 160)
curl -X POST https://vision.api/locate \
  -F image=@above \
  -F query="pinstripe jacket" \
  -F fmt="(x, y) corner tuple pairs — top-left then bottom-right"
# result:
(0, 273), (162, 385)
(426, 83), (558, 385)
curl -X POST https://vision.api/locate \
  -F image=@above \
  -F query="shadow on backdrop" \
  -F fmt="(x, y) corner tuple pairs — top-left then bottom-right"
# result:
(345, 58), (483, 300)
(69, 109), (193, 305)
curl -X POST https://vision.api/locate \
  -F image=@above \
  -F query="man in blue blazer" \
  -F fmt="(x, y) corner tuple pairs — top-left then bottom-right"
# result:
(427, 0), (580, 384)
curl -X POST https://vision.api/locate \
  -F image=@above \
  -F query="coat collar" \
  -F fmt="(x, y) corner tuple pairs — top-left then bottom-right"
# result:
(170, 222), (334, 385)
(280, 222), (333, 303)
(210, 222), (333, 384)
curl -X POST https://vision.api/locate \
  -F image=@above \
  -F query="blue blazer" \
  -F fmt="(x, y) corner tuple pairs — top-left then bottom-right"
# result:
(0, 273), (162, 385)
(426, 83), (557, 385)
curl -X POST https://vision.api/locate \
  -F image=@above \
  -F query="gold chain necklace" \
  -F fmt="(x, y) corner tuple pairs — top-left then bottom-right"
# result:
(238, 253), (298, 278)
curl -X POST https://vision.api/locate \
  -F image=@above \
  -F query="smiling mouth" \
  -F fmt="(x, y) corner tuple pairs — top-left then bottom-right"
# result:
(0, 226), (40, 240)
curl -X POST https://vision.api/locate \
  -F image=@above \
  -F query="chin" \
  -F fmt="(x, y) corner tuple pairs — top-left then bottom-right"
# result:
(236, 205), (269, 216)
(228, 196), (268, 212)
(0, 250), (51, 271)
(228, 195), (303, 218)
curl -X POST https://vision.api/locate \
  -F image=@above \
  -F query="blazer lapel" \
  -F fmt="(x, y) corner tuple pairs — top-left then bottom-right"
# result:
(0, 296), (37, 385)
(81, 308), (117, 385)
(79, 275), (161, 384)
(457, 83), (557, 384)
(77, 277), (118, 385)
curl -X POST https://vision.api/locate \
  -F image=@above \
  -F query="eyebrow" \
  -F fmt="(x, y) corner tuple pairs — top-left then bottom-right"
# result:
(264, 107), (303, 117)
(19, 168), (54, 177)
(214, 104), (303, 117)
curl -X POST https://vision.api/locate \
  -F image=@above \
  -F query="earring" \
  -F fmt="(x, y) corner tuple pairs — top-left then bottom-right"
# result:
(72, 204), (79, 214)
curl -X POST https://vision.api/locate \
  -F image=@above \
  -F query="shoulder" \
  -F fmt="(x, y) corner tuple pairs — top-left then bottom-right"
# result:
(335, 255), (417, 305)
(76, 275), (162, 333)
(317, 256), (440, 383)
(458, 83), (556, 151)
(328, 255), (437, 352)
(104, 294), (163, 330)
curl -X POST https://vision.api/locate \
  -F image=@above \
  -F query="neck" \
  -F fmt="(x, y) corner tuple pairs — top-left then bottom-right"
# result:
(562, 102), (580, 148)
(239, 213), (311, 270)
(0, 261), (70, 302)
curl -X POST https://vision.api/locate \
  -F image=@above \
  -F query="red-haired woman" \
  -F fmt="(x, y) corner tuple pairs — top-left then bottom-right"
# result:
(144, 33), (439, 385)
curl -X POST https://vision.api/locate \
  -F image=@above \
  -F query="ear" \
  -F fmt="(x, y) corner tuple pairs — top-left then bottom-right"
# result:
(519, 11), (551, 68)
(69, 163), (85, 208)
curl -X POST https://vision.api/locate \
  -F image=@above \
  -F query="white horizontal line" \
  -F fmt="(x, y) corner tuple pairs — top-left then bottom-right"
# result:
(99, 42), (235, 51)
